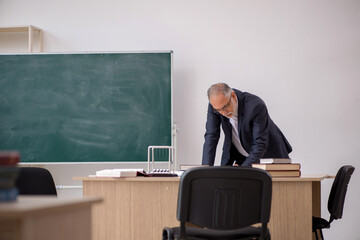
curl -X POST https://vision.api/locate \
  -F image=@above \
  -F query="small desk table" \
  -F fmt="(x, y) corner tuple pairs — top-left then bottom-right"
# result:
(74, 175), (331, 240)
(0, 196), (102, 240)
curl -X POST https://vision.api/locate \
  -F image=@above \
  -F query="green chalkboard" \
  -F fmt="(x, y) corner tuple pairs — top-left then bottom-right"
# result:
(0, 52), (172, 162)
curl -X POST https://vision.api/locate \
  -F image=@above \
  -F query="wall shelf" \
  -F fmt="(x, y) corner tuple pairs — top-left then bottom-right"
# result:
(0, 25), (43, 52)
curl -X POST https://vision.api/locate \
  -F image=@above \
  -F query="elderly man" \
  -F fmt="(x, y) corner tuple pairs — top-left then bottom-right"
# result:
(202, 83), (292, 166)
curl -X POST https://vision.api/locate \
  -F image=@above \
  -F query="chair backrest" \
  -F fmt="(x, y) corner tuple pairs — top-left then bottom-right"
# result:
(177, 166), (272, 230)
(16, 167), (57, 196)
(328, 165), (354, 221)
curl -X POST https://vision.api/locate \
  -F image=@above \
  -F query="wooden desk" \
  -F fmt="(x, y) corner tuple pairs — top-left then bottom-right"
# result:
(0, 196), (102, 240)
(74, 175), (331, 240)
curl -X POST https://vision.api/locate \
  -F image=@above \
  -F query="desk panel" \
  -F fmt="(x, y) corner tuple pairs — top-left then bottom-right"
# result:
(84, 179), (179, 239)
(271, 181), (313, 239)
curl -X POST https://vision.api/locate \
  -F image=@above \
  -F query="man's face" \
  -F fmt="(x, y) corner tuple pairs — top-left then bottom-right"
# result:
(209, 91), (235, 118)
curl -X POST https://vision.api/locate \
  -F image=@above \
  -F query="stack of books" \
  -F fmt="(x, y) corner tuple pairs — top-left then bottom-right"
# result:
(252, 158), (301, 177)
(0, 151), (20, 202)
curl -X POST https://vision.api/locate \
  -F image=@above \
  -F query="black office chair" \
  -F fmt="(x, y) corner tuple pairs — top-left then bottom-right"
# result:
(15, 167), (57, 196)
(312, 165), (355, 240)
(163, 166), (272, 240)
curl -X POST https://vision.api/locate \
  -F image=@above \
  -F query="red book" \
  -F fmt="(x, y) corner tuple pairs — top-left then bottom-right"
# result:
(0, 151), (20, 166)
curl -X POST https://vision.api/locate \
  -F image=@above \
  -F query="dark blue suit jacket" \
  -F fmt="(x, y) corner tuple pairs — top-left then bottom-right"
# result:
(202, 89), (292, 166)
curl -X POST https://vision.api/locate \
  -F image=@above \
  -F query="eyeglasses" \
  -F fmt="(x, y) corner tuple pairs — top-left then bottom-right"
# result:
(213, 95), (232, 114)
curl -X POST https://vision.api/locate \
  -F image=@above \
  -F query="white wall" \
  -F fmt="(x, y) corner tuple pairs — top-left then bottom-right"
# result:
(1, 0), (359, 239)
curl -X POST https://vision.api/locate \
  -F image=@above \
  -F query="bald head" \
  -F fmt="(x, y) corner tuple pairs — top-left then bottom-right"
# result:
(207, 83), (233, 100)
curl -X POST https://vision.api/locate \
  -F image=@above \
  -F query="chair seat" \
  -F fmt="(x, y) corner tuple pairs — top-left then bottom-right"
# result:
(313, 216), (330, 231)
(163, 226), (270, 240)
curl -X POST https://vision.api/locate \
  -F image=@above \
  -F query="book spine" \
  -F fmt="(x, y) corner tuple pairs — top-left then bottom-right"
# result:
(267, 171), (301, 177)
(0, 179), (17, 188)
(0, 187), (19, 202)
(0, 167), (20, 179)
(0, 151), (20, 166)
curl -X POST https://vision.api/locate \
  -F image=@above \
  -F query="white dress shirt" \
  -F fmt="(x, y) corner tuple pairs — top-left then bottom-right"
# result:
(229, 96), (249, 157)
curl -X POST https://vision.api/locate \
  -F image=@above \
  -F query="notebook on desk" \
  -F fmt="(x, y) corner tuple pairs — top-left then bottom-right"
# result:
(93, 168), (179, 177)
(95, 169), (144, 177)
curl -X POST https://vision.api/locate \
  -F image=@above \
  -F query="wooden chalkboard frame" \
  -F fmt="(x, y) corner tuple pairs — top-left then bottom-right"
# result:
(0, 51), (173, 163)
